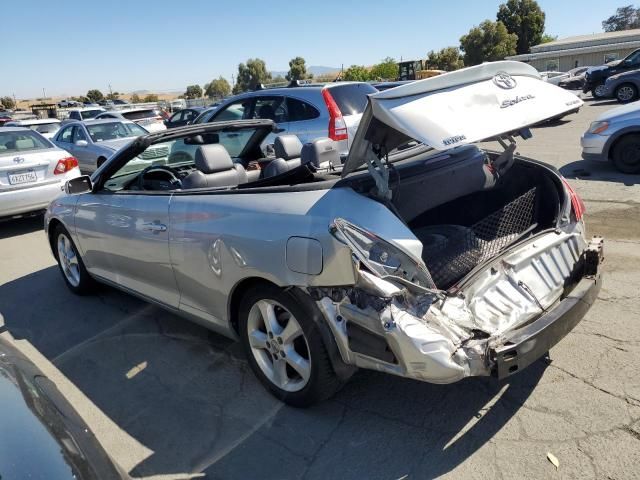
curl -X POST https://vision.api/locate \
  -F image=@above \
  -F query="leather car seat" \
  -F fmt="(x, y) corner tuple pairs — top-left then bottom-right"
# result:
(182, 144), (247, 189)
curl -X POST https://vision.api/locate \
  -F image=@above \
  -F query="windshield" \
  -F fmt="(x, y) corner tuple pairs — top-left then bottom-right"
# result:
(29, 122), (60, 134)
(327, 83), (378, 116)
(0, 131), (52, 153)
(82, 109), (103, 119)
(86, 122), (148, 141)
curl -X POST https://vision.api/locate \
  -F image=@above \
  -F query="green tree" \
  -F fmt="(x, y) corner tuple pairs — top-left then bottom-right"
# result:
(286, 56), (311, 81)
(271, 75), (287, 84)
(184, 85), (203, 99)
(86, 89), (104, 103)
(497, 0), (546, 54)
(0, 96), (16, 109)
(204, 76), (231, 98)
(342, 65), (370, 81)
(460, 20), (517, 66)
(130, 93), (142, 103)
(540, 33), (557, 43)
(106, 92), (120, 101)
(425, 47), (464, 71)
(369, 57), (397, 80)
(602, 4), (640, 31)
(234, 58), (272, 93)
(143, 94), (159, 102)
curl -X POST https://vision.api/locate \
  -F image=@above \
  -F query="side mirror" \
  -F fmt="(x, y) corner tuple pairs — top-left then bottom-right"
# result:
(65, 175), (92, 195)
(75, 140), (88, 147)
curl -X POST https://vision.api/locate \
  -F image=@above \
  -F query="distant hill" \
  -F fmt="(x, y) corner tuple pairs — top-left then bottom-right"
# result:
(270, 65), (340, 78)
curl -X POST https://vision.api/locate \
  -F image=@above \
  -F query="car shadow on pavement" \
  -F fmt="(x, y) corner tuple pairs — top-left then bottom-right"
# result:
(560, 160), (640, 186)
(0, 266), (545, 480)
(0, 215), (43, 240)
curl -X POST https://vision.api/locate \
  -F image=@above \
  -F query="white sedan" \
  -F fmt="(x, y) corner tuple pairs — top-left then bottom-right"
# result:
(4, 118), (62, 139)
(0, 127), (80, 219)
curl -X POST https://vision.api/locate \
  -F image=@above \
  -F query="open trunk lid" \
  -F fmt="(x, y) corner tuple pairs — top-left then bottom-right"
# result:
(343, 61), (583, 177)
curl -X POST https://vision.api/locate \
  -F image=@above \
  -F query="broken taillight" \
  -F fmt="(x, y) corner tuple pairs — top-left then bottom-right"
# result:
(561, 178), (585, 221)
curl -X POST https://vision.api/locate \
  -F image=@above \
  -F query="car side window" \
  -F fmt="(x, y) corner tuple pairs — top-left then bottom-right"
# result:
(253, 96), (287, 123)
(213, 99), (253, 122)
(170, 111), (183, 123)
(72, 126), (88, 143)
(69, 111), (80, 120)
(287, 97), (320, 122)
(58, 126), (73, 143)
(626, 51), (640, 65)
(184, 110), (198, 122)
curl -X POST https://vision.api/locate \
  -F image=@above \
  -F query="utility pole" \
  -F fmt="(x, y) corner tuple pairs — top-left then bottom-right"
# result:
(108, 83), (113, 98)
(42, 88), (46, 101)
(13, 93), (17, 109)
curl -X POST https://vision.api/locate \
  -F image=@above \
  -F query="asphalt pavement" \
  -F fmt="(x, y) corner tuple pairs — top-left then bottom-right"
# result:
(1, 97), (639, 479)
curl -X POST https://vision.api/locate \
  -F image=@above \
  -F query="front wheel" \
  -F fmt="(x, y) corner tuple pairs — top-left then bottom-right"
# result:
(54, 225), (96, 295)
(592, 84), (607, 99)
(612, 135), (640, 174)
(238, 284), (345, 407)
(615, 83), (638, 103)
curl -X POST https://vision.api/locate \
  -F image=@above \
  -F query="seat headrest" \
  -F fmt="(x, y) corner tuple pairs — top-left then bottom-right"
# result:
(15, 138), (36, 149)
(274, 135), (303, 160)
(195, 144), (234, 174)
(301, 137), (339, 168)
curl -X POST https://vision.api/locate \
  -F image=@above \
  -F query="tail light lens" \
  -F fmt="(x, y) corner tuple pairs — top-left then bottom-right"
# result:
(321, 89), (348, 141)
(54, 156), (79, 175)
(562, 178), (586, 221)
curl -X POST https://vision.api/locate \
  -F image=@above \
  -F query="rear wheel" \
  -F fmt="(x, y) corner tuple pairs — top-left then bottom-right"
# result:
(615, 83), (638, 103)
(238, 284), (344, 407)
(612, 135), (640, 174)
(53, 225), (96, 294)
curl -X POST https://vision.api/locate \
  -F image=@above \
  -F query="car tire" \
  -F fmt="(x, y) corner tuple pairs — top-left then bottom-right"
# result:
(238, 284), (345, 407)
(592, 85), (607, 99)
(53, 225), (97, 295)
(612, 135), (640, 174)
(615, 83), (638, 103)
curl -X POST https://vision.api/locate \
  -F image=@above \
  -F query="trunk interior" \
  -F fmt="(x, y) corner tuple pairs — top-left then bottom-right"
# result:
(388, 146), (564, 289)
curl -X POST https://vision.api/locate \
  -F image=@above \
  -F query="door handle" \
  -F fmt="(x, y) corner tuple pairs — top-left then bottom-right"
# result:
(142, 222), (167, 232)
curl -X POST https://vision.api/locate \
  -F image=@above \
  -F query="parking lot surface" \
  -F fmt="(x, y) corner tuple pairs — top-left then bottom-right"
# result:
(1, 98), (640, 479)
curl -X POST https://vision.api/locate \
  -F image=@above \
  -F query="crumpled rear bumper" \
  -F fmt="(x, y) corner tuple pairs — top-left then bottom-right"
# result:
(493, 273), (601, 379)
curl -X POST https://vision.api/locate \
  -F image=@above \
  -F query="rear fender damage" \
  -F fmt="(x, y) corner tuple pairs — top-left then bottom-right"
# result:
(310, 226), (591, 384)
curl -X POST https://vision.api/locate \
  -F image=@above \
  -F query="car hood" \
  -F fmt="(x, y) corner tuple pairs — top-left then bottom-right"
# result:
(343, 61), (583, 177)
(595, 100), (640, 121)
(0, 330), (125, 479)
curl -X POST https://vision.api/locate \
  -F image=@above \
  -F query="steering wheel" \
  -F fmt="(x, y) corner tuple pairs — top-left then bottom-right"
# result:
(136, 165), (182, 190)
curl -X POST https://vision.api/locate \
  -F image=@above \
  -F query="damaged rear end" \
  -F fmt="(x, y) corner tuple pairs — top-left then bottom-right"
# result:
(311, 61), (603, 384)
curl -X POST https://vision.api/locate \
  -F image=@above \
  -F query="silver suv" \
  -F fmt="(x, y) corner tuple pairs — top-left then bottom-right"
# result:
(194, 82), (378, 158)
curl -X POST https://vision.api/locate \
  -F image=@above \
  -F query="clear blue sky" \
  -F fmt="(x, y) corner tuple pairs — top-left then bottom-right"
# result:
(2, 0), (618, 99)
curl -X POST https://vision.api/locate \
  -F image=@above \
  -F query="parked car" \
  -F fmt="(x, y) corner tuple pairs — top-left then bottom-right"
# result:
(64, 107), (106, 123)
(599, 69), (640, 103)
(113, 99), (128, 105)
(94, 108), (167, 133)
(581, 101), (640, 173)
(0, 127), (80, 219)
(584, 48), (640, 98)
(371, 80), (414, 91)
(45, 62), (602, 407)
(58, 99), (82, 108)
(164, 107), (205, 129)
(83, 102), (100, 107)
(557, 67), (590, 90)
(52, 119), (169, 173)
(170, 99), (187, 111)
(192, 81), (378, 158)
(539, 70), (568, 85)
(4, 118), (62, 139)
(0, 322), (126, 479)
(0, 114), (13, 126)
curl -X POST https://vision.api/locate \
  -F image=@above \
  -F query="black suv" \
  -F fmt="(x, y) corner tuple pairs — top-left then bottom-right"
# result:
(584, 49), (640, 98)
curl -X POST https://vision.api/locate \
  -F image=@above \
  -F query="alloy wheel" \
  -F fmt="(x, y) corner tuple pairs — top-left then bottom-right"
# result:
(246, 299), (311, 392)
(617, 85), (636, 102)
(57, 233), (81, 287)
(594, 85), (607, 98)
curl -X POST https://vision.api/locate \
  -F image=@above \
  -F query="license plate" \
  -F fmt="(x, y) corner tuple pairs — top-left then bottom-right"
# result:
(138, 118), (153, 125)
(8, 169), (37, 185)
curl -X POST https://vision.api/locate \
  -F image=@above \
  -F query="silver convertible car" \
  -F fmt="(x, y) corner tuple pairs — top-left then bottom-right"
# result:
(45, 62), (603, 406)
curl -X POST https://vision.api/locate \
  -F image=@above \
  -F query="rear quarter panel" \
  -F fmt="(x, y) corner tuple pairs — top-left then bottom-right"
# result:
(168, 186), (416, 330)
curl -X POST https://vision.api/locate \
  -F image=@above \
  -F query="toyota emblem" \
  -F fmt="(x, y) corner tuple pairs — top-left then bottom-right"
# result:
(493, 72), (517, 89)
(13, 156), (25, 164)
